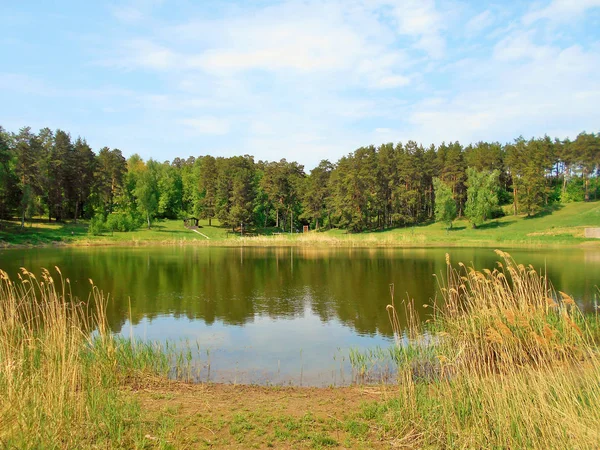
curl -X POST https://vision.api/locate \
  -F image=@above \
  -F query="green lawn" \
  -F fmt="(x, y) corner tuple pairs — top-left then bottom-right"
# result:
(0, 217), (229, 246)
(315, 201), (600, 247)
(1, 201), (599, 247)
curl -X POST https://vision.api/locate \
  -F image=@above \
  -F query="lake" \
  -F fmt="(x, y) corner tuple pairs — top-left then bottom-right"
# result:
(1, 246), (599, 385)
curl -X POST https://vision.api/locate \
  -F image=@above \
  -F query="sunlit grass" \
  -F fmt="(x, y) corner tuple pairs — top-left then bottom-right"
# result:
(2, 253), (599, 448)
(0, 267), (172, 448)
(1, 201), (599, 248)
(368, 251), (600, 448)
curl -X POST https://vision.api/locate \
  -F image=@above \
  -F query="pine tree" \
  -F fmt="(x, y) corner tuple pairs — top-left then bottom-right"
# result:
(301, 160), (332, 230)
(14, 127), (40, 227)
(0, 127), (18, 219)
(199, 156), (218, 225)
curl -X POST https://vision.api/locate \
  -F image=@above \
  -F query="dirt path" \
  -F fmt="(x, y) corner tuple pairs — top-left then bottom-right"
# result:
(131, 380), (397, 449)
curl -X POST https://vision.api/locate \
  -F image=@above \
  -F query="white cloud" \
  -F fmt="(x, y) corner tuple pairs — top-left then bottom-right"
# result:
(523, 0), (600, 24)
(181, 117), (230, 135)
(0, 73), (55, 95)
(375, 74), (411, 88)
(389, 0), (446, 58)
(189, 17), (367, 74)
(465, 10), (495, 36)
(405, 37), (600, 146)
(111, 6), (144, 23)
(129, 40), (176, 70)
(493, 31), (554, 62)
(101, 39), (176, 71)
(21, 0), (598, 169)
(106, 0), (428, 80)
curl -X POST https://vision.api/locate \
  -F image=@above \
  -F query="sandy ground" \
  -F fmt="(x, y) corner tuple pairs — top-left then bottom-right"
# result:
(130, 379), (397, 449)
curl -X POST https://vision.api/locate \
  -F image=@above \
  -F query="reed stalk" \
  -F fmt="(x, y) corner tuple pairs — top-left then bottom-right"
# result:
(380, 251), (600, 448)
(0, 267), (167, 448)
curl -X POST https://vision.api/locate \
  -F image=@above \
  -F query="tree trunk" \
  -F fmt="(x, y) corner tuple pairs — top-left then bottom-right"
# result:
(209, 216), (212, 226)
(147, 213), (151, 229)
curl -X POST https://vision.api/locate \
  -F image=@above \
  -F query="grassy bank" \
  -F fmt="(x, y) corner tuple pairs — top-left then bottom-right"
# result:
(0, 268), (174, 448)
(1, 201), (599, 248)
(368, 251), (600, 448)
(2, 254), (600, 448)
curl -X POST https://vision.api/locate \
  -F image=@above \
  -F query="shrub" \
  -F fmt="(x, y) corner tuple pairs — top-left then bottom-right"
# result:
(87, 214), (106, 235)
(105, 211), (141, 232)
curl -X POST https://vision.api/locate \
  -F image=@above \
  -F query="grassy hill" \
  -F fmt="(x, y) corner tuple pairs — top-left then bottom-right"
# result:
(1, 201), (599, 248)
(311, 201), (600, 247)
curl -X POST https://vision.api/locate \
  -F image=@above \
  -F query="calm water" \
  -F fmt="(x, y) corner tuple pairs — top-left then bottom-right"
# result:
(1, 246), (599, 385)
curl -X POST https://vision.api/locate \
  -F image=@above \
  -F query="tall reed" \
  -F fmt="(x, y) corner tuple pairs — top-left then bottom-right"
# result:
(380, 251), (600, 448)
(0, 267), (166, 448)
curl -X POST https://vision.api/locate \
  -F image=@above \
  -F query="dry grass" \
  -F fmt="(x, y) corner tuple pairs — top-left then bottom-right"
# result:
(2, 254), (599, 448)
(380, 251), (600, 448)
(0, 268), (169, 448)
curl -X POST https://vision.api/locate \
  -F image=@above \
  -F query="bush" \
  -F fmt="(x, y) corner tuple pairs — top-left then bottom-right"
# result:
(561, 178), (585, 203)
(105, 212), (141, 232)
(87, 215), (106, 235)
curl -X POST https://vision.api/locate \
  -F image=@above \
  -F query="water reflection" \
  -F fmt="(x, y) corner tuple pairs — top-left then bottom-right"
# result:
(1, 246), (599, 336)
(1, 246), (598, 385)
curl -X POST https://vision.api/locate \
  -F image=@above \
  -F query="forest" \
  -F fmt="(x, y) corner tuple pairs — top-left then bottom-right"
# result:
(0, 125), (598, 233)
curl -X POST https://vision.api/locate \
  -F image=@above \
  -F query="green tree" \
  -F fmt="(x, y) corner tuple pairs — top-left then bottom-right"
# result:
(156, 161), (183, 219)
(135, 159), (160, 229)
(301, 160), (332, 230)
(0, 127), (18, 219)
(95, 147), (127, 215)
(180, 156), (200, 216)
(215, 156), (256, 230)
(71, 137), (96, 221)
(198, 156), (219, 225)
(46, 130), (74, 221)
(572, 132), (600, 201)
(465, 168), (500, 227)
(433, 177), (457, 230)
(438, 141), (467, 216)
(260, 159), (304, 230)
(14, 127), (40, 227)
(506, 137), (550, 216)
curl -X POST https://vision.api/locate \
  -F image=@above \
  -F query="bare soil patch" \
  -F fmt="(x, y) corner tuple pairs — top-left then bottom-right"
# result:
(129, 380), (393, 449)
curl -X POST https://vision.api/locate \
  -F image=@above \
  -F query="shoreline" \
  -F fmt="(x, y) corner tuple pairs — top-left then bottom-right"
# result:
(2, 201), (598, 250)
(2, 236), (599, 250)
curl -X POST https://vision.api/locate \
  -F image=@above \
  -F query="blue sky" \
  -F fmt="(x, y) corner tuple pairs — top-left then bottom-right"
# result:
(1, 0), (599, 169)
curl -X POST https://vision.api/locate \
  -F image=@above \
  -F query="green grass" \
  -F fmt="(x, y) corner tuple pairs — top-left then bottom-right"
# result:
(1, 201), (599, 248)
(0, 217), (231, 246)
(3, 256), (600, 448)
(0, 267), (175, 448)
(316, 201), (600, 246)
(3, 202), (600, 247)
(362, 251), (600, 448)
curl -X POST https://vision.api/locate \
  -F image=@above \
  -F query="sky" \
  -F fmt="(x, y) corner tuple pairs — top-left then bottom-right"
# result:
(1, 0), (600, 169)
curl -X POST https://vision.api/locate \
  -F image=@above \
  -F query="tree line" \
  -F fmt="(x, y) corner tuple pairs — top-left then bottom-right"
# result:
(0, 125), (598, 233)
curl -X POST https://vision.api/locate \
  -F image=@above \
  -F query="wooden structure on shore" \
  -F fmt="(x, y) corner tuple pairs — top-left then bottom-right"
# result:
(183, 217), (200, 228)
